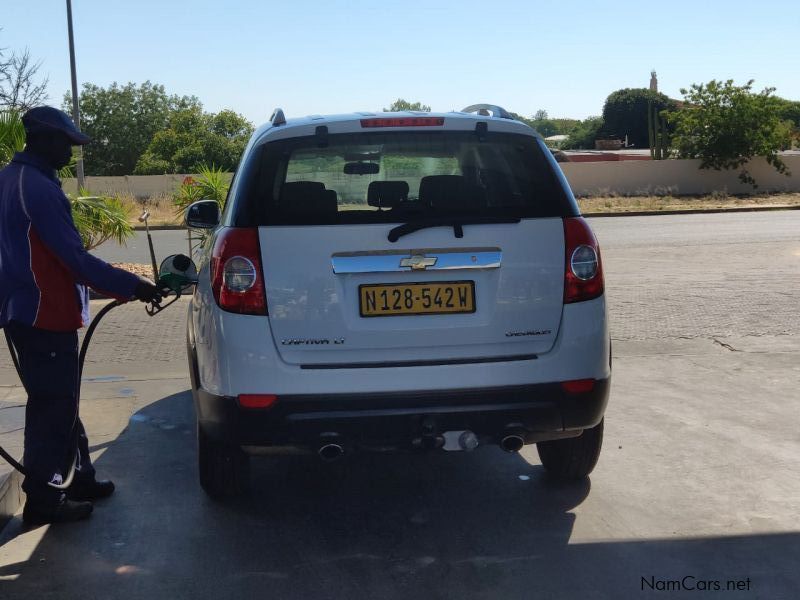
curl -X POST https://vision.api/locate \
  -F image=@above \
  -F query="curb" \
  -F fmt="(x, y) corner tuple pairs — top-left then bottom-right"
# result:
(133, 224), (185, 231)
(129, 205), (800, 230)
(582, 205), (800, 218)
(0, 469), (23, 531)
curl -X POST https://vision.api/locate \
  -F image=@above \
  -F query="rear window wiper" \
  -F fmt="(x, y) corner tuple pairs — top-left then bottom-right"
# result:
(388, 216), (521, 243)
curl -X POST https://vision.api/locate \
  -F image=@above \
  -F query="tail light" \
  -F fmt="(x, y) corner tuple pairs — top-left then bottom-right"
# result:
(563, 217), (604, 303)
(210, 228), (267, 315)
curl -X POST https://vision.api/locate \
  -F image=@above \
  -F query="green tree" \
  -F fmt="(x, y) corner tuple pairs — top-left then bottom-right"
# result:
(384, 99), (431, 112)
(550, 118), (580, 135)
(668, 79), (793, 187)
(601, 88), (677, 148)
(512, 111), (579, 138)
(134, 106), (253, 174)
(510, 112), (554, 136)
(561, 116), (604, 149)
(775, 98), (800, 123)
(64, 81), (200, 176)
(774, 97), (800, 144)
(531, 114), (558, 137)
(0, 46), (48, 111)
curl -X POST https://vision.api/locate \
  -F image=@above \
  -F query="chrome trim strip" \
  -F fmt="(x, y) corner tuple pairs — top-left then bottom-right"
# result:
(300, 353), (537, 370)
(332, 249), (502, 274)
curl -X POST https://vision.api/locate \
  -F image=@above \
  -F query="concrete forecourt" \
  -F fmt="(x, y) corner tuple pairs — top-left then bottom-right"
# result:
(0, 210), (798, 598)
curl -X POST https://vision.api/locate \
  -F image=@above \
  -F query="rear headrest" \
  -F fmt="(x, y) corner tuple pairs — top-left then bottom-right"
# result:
(279, 181), (337, 220)
(367, 181), (409, 209)
(324, 189), (338, 206)
(280, 181), (326, 204)
(418, 175), (485, 211)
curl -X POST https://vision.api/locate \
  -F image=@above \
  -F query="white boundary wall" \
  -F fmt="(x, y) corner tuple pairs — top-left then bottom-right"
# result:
(61, 173), (231, 198)
(561, 156), (800, 196)
(62, 157), (800, 198)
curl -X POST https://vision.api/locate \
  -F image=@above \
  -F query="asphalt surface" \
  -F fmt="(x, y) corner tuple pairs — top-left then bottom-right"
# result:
(96, 228), (197, 265)
(0, 211), (798, 598)
(96, 211), (800, 341)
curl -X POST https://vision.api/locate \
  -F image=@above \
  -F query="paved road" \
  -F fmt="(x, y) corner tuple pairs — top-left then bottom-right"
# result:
(0, 211), (797, 598)
(95, 211), (800, 344)
(95, 228), (194, 265)
(592, 211), (800, 340)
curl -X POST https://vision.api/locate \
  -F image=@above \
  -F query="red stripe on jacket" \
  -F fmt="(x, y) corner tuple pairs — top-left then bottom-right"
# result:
(29, 226), (83, 331)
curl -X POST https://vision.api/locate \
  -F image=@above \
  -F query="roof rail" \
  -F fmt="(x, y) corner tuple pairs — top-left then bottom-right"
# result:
(460, 104), (514, 120)
(270, 108), (286, 126)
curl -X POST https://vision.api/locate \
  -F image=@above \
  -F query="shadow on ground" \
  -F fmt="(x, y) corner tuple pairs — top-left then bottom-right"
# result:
(0, 391), (797, 599)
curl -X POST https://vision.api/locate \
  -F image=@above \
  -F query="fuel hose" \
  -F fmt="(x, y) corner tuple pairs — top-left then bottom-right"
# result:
(1, 299), (122, 489)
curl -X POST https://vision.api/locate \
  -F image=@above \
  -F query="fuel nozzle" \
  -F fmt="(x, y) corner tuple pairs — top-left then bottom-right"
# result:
(157, 253), (199, 294)
(144, 254), (199, 316)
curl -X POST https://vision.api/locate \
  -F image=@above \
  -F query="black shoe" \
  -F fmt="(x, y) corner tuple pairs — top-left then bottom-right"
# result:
(23, 498), (93, 526)
(67, 478), (115, 501)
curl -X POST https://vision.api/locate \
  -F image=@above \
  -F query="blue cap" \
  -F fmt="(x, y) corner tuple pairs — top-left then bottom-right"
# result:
(22, 106), (91, 145)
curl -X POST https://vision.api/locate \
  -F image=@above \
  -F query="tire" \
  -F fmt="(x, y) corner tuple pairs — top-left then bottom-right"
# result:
(536, 418), (604, 480)
(198, 423), (250, 499)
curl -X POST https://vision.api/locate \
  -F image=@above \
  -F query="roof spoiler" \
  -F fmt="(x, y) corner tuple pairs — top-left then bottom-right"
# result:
(460, 104), (514, 120)
(270, 108), (286, 126)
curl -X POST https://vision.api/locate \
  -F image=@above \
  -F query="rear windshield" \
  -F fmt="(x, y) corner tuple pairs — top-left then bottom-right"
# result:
(229, 130), (575, 226)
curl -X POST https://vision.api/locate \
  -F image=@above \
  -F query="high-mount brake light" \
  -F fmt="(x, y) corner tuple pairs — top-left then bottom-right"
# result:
(360, 117), (445, 128)
(563, 217), (604, 303)
(211, 228), (267, 315)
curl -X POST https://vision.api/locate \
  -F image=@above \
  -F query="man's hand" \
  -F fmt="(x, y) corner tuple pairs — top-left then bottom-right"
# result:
(134, 280), (162, 304)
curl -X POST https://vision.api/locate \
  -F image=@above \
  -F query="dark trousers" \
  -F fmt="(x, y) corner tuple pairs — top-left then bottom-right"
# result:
(5, 321), (95, 505)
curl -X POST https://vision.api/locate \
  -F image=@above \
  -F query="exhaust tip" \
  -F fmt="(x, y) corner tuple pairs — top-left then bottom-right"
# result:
(318, 443), (344, 462)
(500, 434), (524, 453)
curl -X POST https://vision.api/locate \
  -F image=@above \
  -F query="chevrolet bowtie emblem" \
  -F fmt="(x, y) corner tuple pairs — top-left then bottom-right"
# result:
(399, 255), (438, 270)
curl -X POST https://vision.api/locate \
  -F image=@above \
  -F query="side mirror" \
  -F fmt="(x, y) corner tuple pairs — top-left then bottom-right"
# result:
(158, 254), (198, 294)
(185, 200), (220, 229)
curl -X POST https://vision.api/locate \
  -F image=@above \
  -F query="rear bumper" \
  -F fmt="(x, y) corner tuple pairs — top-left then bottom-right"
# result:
(194, 378), (610, 447)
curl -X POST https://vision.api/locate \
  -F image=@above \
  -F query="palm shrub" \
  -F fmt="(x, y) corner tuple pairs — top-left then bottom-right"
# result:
(173, 164), (230, 256)
(69, 190), (134, 251)
(0, 111), (26, 165)
(172, 163), (230, 215)
(1, 110), (74, 178)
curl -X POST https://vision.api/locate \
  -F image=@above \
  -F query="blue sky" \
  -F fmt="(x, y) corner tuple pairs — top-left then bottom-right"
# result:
(2, 0), (799, 126)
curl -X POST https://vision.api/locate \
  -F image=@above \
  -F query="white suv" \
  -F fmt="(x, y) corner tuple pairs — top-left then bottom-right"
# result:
(185, 105), (610, 498)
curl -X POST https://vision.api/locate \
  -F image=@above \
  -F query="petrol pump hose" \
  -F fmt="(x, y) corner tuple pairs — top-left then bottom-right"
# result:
(1, 246), (197, 487)
(1, 294), (166, 489)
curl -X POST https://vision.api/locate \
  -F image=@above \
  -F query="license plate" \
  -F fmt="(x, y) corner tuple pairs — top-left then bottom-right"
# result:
(359, 281), (475, 317)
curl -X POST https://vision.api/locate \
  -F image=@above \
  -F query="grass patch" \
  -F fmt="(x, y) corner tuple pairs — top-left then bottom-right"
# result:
(577, 192), (800, 214)
(118, 192), (182, 226)
(121, 191), (800, 226)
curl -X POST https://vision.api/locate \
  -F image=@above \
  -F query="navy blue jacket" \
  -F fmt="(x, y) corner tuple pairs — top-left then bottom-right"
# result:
(0, 152), (140, 332)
